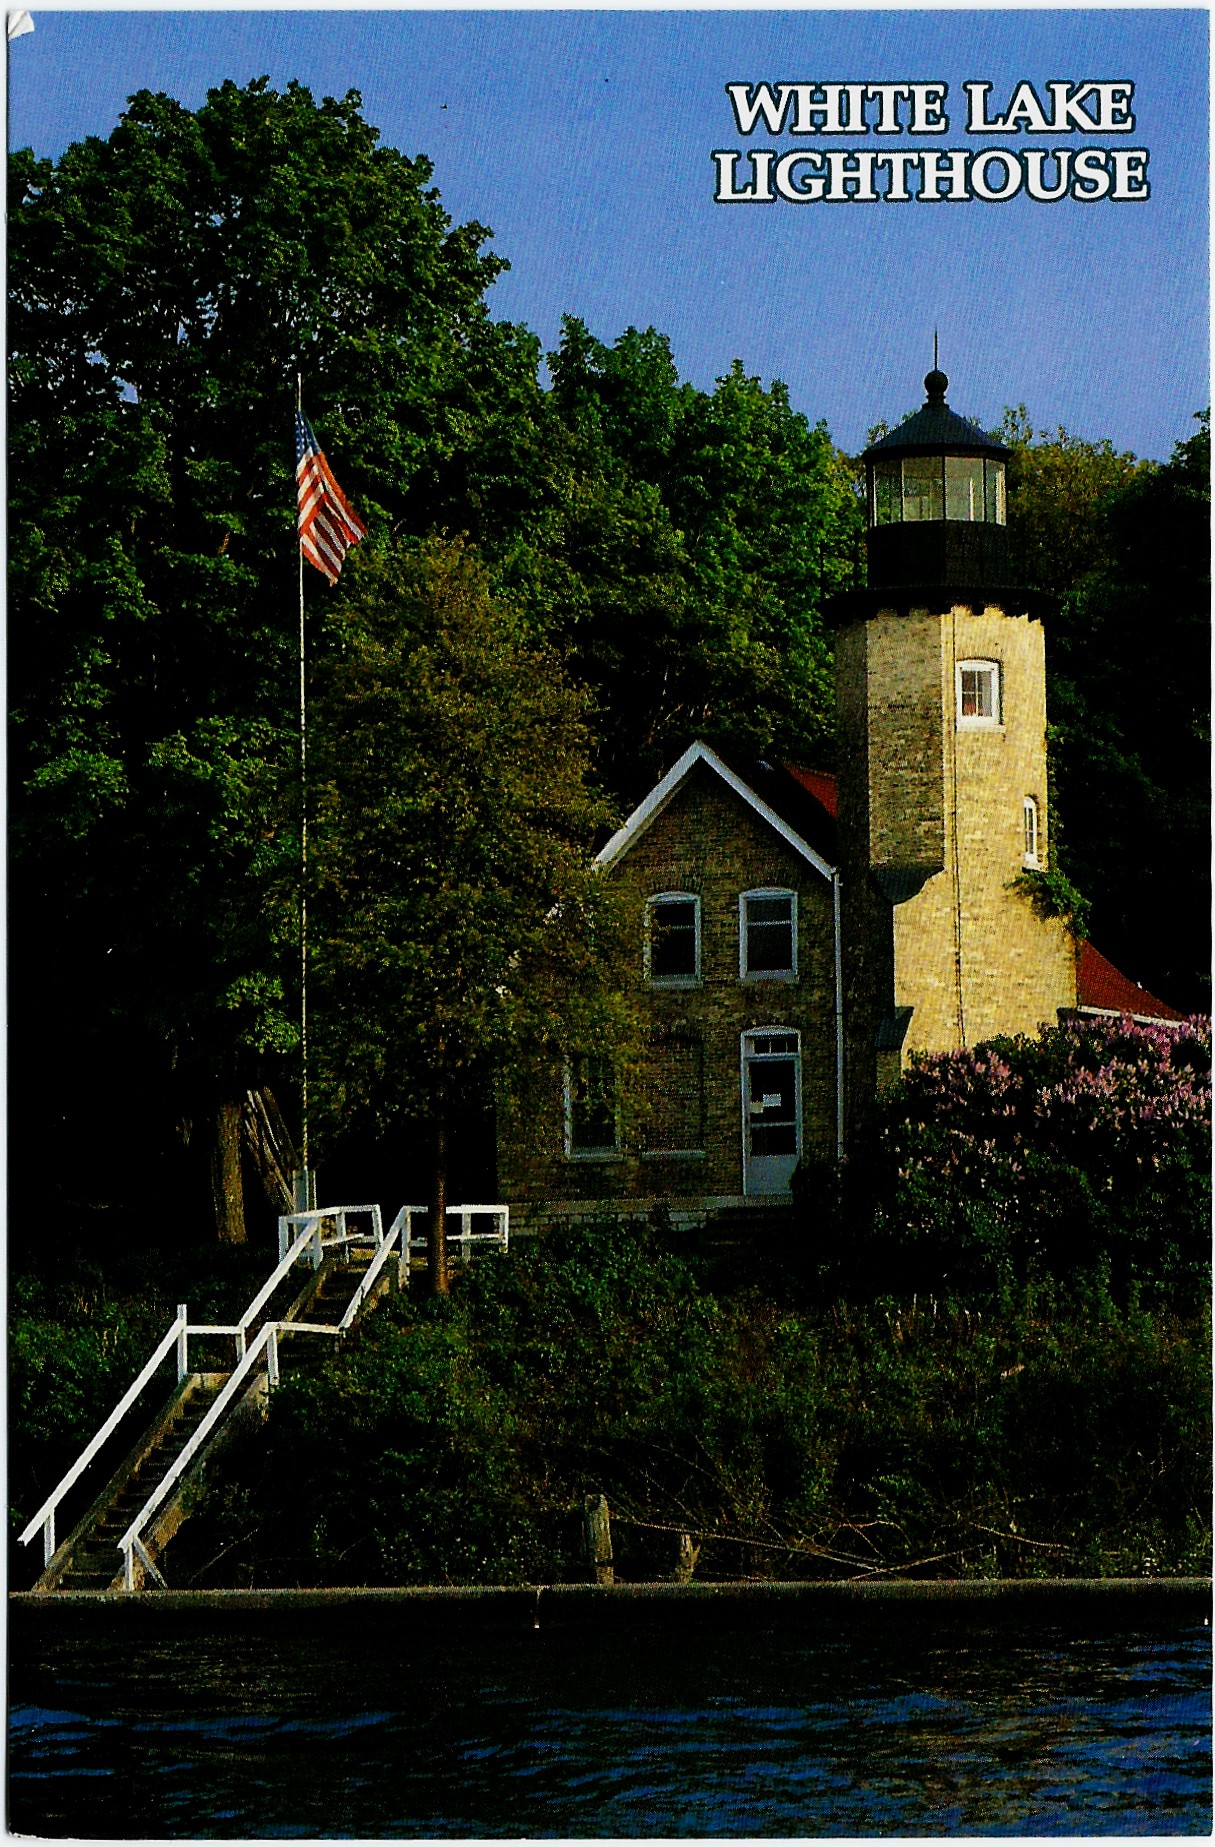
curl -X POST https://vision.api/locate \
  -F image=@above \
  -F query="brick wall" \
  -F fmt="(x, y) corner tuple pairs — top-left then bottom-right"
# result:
(499, 760), (839, 1230)
(837, 600), (1077, 1086)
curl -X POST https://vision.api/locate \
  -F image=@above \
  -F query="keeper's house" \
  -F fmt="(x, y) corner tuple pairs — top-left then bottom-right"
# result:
(497, 366), (1181, 1233)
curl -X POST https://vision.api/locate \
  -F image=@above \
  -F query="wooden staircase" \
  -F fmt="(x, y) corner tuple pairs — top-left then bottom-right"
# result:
(50, 1375), (230, 1591)
(20, 1199), (508, 1592)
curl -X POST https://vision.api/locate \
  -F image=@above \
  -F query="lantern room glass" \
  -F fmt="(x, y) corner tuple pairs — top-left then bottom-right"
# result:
(869, 455), (1007, 527)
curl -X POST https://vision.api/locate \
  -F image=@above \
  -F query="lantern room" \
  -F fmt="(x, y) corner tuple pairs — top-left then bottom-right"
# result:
(863, 367), (1011, 592)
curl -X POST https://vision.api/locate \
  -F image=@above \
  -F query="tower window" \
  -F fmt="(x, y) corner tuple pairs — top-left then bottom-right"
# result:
(740, 890), (797, 979)
(646, 894), (700, 983)
(1023, 796), (1040, 867)
(956, 659), (1001, 727)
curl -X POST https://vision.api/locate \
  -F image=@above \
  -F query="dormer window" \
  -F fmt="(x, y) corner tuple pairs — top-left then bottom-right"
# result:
(647, 894), (700, 984)
(956, 659), (1001, 728)
(741, 889), (797, 980)
(1023, 796), (1040, 867)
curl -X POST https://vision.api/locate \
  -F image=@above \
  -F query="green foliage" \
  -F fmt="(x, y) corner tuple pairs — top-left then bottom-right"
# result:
(849, 1015), (1211, 1304)
(499, 319), (864, 803)
(1003, 408), (1210, 1012)
(7, 1242), (268, 1556)
(176, 1218), (1209, 1586)
(308, 536), (631, 1149)
(9, 79), (545, 1238)
(1012, 865), (1090, 939)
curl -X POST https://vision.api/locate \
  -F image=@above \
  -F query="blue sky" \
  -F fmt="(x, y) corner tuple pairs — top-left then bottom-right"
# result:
(9, 8), (1209, 459)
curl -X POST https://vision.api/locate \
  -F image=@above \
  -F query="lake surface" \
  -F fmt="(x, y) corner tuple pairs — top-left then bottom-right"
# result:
(9, 1599), (1211, 1837)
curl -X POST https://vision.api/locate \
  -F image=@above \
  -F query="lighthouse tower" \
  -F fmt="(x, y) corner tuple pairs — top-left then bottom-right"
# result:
(831, 365), (1077, 1110)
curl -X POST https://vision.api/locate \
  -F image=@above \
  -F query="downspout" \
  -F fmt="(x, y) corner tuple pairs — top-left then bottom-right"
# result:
(832, 869), (844, 1164)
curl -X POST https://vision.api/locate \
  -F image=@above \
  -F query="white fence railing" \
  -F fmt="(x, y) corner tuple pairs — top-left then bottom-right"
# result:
(400, 1204), (509, 1265)
(20, 1197), (508, 1586)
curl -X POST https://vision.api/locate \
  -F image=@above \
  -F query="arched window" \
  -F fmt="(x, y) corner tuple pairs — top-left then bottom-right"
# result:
(646, 893), (700, 984)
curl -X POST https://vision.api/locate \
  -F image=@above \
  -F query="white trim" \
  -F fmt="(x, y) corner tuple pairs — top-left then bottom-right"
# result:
(740, 1027), (803, 1199)
(1022, 795), (1040, 868)
(596, 740), (836, 881)
(1073, 1005), (1182, 1028)
(956, 658), (1002, 729)
(644, 891), (701, 986)
(739, 887), (798, 981)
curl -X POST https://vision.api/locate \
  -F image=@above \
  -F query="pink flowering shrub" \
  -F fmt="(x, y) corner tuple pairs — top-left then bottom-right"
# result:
(867, 1014), (1211, 1298)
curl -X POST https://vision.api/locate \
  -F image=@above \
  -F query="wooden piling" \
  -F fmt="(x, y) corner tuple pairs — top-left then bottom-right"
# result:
(583, 1494), (614, 1585)
(675, 1534), (700, 1583)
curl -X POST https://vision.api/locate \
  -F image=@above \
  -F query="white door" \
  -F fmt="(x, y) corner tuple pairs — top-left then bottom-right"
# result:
(741, 1030), (802, 1196)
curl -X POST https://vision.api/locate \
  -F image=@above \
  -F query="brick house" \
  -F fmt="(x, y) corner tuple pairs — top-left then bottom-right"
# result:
(497, 741), (846, 1231)
(498, 365), (1182, 1232)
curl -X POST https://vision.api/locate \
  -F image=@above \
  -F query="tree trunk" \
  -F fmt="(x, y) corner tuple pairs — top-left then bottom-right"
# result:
(428, 1111), (450, 1296)
(210, 1097), (247, 1244)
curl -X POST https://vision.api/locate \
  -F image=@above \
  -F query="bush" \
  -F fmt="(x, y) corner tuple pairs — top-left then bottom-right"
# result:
(855, 1015), (1211, 1302)
(193, 1216), (1209, 1587)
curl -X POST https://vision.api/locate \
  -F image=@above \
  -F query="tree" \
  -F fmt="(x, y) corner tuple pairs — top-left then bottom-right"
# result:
(1002, 410), (1210, 1010)
(308, 538), (629, 1292)
(9, 79), (544, 1242)
(495, 320), (863, 804)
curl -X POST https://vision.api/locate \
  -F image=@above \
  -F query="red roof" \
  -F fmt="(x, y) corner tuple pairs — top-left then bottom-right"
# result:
(1076, 940), (1184, 1022)
(784, 766), (837, 819)
(784, 767), (1183, 1023)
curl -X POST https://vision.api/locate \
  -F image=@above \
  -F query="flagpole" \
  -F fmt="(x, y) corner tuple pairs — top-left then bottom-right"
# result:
(293, 395), (365, 1214)
(297, 372), (310, 1198)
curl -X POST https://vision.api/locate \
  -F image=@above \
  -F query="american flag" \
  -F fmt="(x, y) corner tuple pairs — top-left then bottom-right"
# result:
(295, 411), (367, 584)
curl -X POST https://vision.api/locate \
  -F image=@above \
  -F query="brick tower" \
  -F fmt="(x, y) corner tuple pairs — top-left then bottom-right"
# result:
(829, 364), (1076, 1119)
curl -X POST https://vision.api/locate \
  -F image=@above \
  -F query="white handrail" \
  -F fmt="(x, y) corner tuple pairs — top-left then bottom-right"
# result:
(19, 1310), (186, 1565)
(117, 1319), (277, 1590)
(337, 1208), (406, 1332)
(236, 1218), (327, 1352)
(403, 1204), (510, 1262)
(277, 1204), (383, 1263)
(27, 1196), (506, 1587)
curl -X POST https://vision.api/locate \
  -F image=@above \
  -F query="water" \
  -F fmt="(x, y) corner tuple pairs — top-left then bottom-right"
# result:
(9, 1605), (1211, 1836)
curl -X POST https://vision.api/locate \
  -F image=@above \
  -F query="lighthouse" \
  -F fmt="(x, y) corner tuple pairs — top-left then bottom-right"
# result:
(830, 364), (1077, 1107)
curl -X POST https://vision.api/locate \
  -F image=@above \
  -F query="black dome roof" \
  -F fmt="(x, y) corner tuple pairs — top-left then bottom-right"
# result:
(863, 369), (1009, 460)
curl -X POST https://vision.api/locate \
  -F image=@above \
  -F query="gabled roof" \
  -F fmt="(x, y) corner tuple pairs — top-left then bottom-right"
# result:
(784, 765), (837, 819)
(1075, 940), (1185, 1024)
(596, 741), (838, 881)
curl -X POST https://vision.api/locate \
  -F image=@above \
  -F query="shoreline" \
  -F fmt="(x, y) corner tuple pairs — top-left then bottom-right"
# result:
(10, 1576), (1211, 1634)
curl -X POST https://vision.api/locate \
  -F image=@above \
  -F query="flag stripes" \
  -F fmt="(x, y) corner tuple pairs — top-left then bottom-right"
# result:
(295, 411), (366, 584)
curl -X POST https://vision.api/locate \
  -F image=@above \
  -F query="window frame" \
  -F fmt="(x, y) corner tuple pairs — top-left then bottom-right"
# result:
(644, 891), (701, 987)
(739, 887), (798, 982)
(1023, 795), (1040, 868)
(564, 1055), (621, 1161)
(955, 658), (1002, 729)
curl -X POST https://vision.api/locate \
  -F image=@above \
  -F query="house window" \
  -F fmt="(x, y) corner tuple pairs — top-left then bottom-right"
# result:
(565, 1056), (619, 1158)
(1023, 796), (1040, 867)
(646, 893), (700, 984)
(641, 1035), (705, 1155)
(956, 659), (1001, 728)
(740, 889), (797, 979)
